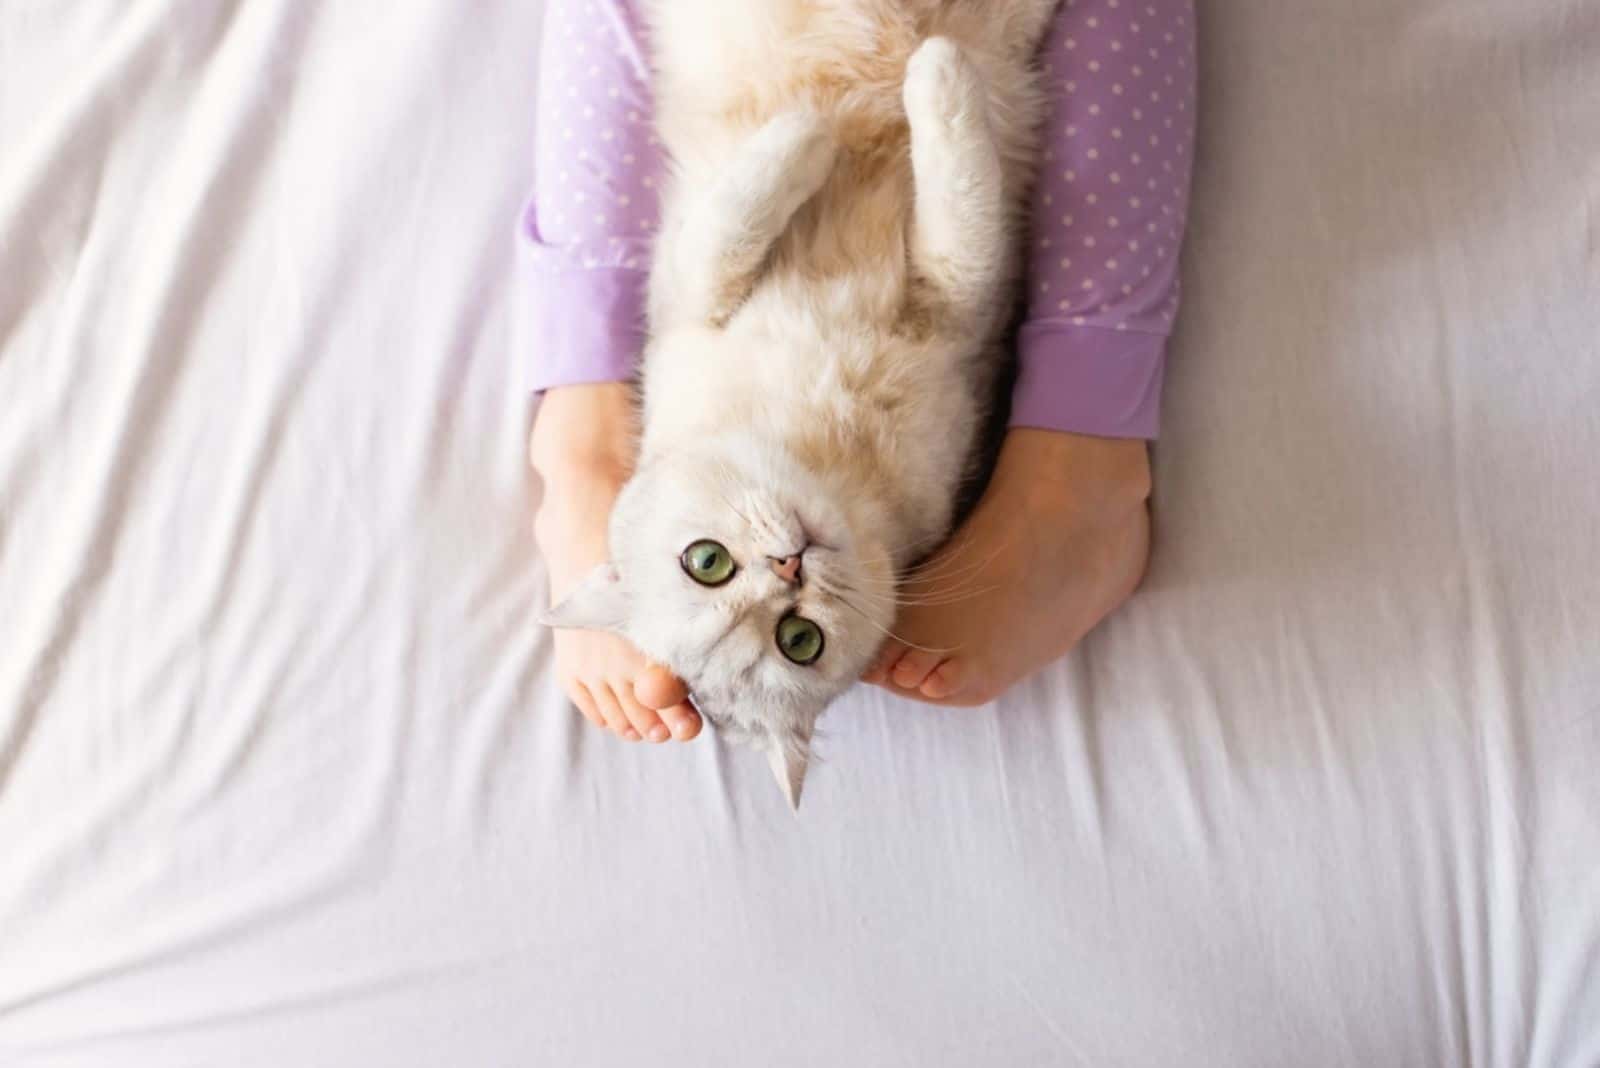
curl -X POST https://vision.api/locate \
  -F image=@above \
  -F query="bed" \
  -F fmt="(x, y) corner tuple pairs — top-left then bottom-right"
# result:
(1, 1), (1597, 1064)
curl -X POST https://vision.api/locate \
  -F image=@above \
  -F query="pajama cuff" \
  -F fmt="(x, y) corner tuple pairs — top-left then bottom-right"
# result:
(515, 198), (648, 393)
(1010, 320), (1168, 440)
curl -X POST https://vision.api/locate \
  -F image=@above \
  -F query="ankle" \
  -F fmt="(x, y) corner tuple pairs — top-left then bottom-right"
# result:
(534, 461), (628, 576)
(528, 383), (638, 481)
(998, 429), (1151, 524)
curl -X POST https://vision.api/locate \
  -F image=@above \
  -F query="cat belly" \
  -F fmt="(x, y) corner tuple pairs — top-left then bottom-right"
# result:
(645, 1), (1048, 179)
(641, 0), (1050, 557)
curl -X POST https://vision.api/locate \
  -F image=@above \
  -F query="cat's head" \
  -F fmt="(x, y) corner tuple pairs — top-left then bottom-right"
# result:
(542, 432), (895, 808)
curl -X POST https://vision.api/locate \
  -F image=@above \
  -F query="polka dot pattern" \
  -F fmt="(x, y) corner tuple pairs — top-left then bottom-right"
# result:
(530, 0), (662, 271)
(1031, 0), (1196, 334)
(524, 0), (1198, 435)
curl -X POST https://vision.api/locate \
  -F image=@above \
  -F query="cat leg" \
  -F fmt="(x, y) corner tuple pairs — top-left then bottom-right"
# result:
(902, 37), (1007, 333)
(671, 110), (838, 326)
(1005, 0), (1064, 57)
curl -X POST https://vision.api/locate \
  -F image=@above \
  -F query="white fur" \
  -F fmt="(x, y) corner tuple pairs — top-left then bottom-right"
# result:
(547, 1), (1054, 806)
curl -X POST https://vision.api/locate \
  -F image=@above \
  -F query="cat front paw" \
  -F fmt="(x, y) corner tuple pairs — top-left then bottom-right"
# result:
(903, 37), (985, 130)
(759, 108), (838, 192)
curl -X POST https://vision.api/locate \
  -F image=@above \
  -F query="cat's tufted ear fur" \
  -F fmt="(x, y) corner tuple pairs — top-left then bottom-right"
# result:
(766, 718), (816, 812)
(540, 563), (630, 632)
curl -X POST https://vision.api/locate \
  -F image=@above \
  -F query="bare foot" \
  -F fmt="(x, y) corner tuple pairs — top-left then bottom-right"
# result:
(531, 385), (701, 743)
(863, 429), (1151, 706)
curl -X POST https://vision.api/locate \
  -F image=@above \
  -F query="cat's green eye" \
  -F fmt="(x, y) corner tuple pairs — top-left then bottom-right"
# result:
(681, 539), (736, 586)
(776, 614), (824, 666)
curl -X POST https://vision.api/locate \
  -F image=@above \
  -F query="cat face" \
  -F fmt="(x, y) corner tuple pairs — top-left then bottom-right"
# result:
(543, 433), (895, 807)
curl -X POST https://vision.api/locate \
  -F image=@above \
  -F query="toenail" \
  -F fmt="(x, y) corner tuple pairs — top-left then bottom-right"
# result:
(648, 725), (670, 743)
(623, 729), (640, 741)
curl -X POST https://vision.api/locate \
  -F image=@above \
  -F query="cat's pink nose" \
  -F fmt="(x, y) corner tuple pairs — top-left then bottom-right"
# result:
(769, 554), (802, 586)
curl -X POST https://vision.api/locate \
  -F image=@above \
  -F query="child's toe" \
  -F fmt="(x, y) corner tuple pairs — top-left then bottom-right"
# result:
(566, 680), (605, 728)
(592, 685), (634, 739)
(891, 649), (942, 690)
(920, 659), (966, 701)
(863, 641), (905, 684)
(658, 701), (703, 741)
(635, 665), (689, 710)
(618, 687), (669, 742)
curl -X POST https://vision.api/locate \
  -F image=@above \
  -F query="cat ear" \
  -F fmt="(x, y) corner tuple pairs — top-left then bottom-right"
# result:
(766, 718), (815, 812)
(540, 563), (630, 632)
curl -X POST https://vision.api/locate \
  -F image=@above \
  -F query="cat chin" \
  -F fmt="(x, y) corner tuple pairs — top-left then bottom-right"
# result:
(686, 686), (826, 812)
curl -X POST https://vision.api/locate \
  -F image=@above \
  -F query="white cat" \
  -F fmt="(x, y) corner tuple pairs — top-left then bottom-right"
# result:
(544, 0), (1055, 807)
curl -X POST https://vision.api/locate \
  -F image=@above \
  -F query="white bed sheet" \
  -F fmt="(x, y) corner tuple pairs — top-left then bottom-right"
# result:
(1, 1), (1598, 1065)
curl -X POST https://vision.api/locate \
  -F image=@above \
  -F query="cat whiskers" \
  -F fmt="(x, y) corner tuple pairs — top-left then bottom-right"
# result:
(885, 584), (1001, 607)
(845, 539), (1010, 603)
(841, 527), (1012, 596)
(900, 529), (1014, 586)
(885, 525), (953, 566)
(709, 461), (757, 527)
(709, 460), (794, 548)
(835, 575), (1001, 610)
(815, 580), (955, 655)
